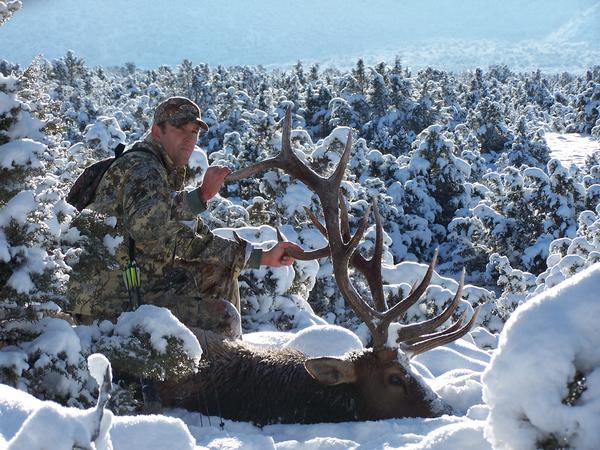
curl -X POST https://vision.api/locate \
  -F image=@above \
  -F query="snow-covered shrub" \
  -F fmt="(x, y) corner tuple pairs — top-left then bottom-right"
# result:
(0, 74), (73, 319)
(466, 96), (513, 153)
(83, 116), (126, 154)
(0, 316), (95, 407)
(503, 116), (550, 169)
(405, 124), (470, 228)
(0, 0), (21, 26)
(533, 207), (600, 296)
(484, 253), (536, 320)
(92, 305), (202, 383)
(483, 263), (600, 450)
(570, 74), (600, 134)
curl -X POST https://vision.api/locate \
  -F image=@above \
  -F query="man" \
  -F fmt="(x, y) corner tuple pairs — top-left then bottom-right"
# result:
(67, 96), (302, 339)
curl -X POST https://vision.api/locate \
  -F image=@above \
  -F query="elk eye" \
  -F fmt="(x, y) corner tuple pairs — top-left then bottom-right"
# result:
(388, 374), (404, 386)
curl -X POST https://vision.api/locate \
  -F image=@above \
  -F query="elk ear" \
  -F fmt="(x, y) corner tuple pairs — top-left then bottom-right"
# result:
(304, 357), (357, 386)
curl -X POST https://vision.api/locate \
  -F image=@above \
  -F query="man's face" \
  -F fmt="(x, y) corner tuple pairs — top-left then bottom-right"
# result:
(153, 121), (201, 167)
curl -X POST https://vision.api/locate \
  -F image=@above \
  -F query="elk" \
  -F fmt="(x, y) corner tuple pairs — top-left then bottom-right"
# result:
(156, 108), (479, 425)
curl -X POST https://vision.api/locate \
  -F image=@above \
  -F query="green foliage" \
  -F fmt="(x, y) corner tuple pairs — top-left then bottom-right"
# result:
(95, 329), (198, 382)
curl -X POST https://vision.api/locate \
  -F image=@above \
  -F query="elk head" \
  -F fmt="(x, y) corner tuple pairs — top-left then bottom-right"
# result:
(225, 107), (479, 419)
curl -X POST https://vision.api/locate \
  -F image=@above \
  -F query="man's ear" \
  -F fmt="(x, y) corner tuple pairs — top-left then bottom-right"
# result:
(150, 123), (161, 140)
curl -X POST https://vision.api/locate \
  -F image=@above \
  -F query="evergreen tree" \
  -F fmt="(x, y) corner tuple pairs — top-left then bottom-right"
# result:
(503, 115), (550, 169)
(294, 60), (306, 87)
(466, 96), (513, 153)
(351, 58), (367, 96)
(406, 124), (470, 228)
(0, 74), (94, 405)
(368, 68), (389, 120)
(0, 0), (21, 26)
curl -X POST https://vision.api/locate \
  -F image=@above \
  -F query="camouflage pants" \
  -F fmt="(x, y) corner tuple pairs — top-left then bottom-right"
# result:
(69, 263), (242, 340)
(145, 266), (242, 339)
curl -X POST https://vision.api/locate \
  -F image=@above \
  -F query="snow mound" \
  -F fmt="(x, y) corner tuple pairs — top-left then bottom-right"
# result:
(87, 353), (111, 387)
(483, 263), (600, 449)
(283, 324), (364, 357)
(0, 384), (196, 450)
(114, 304), (202, 363)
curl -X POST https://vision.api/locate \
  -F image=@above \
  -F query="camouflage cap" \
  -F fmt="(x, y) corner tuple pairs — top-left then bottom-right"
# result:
(153, 97), (209, 131)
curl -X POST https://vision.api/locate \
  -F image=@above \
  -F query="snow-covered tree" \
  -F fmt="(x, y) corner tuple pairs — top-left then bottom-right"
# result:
(0, 0), (21, 26)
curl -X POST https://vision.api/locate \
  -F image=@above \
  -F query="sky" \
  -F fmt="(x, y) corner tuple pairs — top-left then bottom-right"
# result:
(1, 0), (600, 71)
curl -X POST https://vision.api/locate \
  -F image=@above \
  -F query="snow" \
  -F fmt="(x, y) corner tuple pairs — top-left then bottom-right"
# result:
(1, 384), (113, 450)
(0, 138), (45, 169)
(282, 324), (364, 357)
(87, 353), (110, 387)
(546, 132), (600, 169)
(2, 262), (600, 450)
(113, 305), (203, 363)
(27, 317), (82, 364)
(0, 190), (35, 226)
(110, 415), (196, 450)
(483, 263), (600, 450)
(0, 314), (498, 449)
(6, 249), (584, 450)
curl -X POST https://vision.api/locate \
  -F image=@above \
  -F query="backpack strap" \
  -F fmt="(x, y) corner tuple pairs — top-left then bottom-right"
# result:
(114, 142), (126, 158)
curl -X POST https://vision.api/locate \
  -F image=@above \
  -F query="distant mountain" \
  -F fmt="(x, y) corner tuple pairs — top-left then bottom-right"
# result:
(546, 1), (600, 44)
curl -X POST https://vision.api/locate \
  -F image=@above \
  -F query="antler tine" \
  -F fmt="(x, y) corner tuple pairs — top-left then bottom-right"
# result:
(226, 107), (323, 190)
(395, 268), (465, 342)
(276, 226), (330, 261)
(304, 206), (328, 237)
(371, 200), (384, 269)
(338, 191), (352, 242)
(276, 227), (286, 242)
(401, 309), (467, 346)
(327, 130), (353, 192)
(350, 199), (386, 312)
(402, 306), (481, 358)
(345, 205), (371, 261)
(232, 230), (244, 244)
(286, 247), (331, 261)
(280, 105), (293, 157)
(225, 155), (281, 182)
(379, 249), (439, 328)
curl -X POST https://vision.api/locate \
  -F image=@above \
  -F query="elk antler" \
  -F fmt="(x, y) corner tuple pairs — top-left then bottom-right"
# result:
(227, 106), (477, 352)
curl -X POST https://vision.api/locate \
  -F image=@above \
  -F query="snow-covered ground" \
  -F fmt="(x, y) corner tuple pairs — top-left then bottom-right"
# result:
(2, 264), (600, 448)
(0, 324), (496, 450)
(546, 132), (600, 169)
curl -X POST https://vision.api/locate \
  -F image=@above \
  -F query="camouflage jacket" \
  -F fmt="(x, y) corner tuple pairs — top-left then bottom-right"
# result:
(67, 134), (261, 320)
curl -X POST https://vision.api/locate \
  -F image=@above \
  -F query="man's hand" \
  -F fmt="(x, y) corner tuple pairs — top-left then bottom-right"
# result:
(260, 241), (304, 267)
(198, 166), (231, 202)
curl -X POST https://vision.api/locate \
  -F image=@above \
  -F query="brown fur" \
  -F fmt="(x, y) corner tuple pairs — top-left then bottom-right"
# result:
(156, 330), (448, 425)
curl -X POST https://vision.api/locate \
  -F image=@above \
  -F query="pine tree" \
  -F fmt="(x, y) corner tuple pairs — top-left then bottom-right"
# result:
(504, 115), (550, 169)
(466, 96), (513, 153)
(410, 124), (469, 225)
(0, 74), (94, 405)
(0, 0), (21, 26)
(351, 58), (367, 96)
(294, 60), (306, 86)
(368, 68), (389, 120)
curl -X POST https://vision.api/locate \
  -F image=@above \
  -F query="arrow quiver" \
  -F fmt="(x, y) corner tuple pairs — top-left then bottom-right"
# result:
(122, 236), (142, 310)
